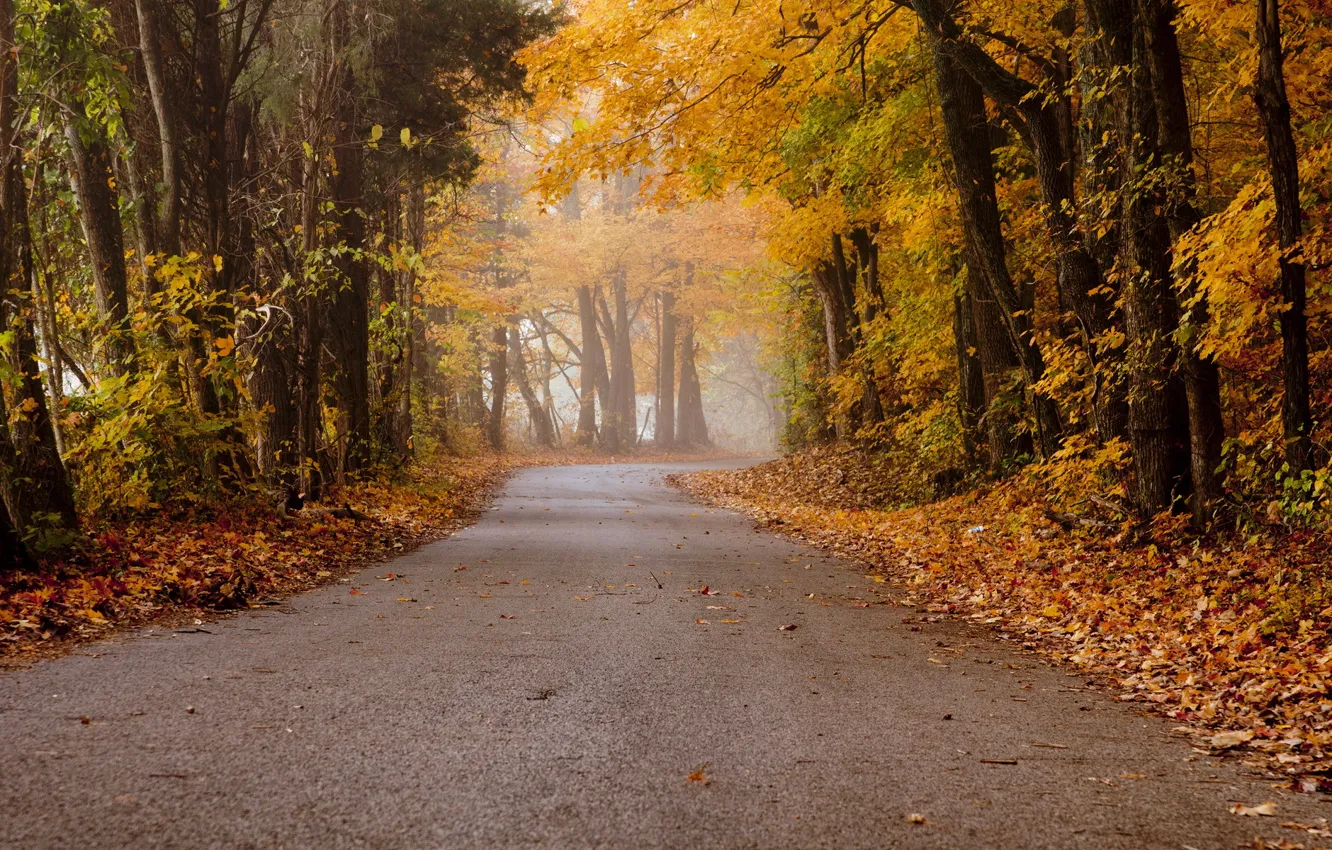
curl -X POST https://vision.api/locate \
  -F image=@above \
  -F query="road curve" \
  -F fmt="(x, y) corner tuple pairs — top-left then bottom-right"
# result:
(0, 462), (1321, 849)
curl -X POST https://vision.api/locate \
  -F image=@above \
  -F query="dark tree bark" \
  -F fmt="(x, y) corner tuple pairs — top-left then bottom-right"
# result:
(1255, 0), (1313, 473)
(0, 0), (77, 537)
(1143, 0), (1226, 523)
(245, 121), (296, 489)
(848, 227), (895, 423)
(0, 457), (32, 567)
(64, 124), (135, 375)
(909, 0), (1128, 444)
(374, 190), (409, 461)
(657, 289), (677, 447)
(486, 323), (508, 450)
(931, 45), (1061, 460)
(399, 182), (425, 457)
(295, 149), (325, 500)
(970, 270), (1031, 469)
(1104, 0), (1192, 513)
(953, 292), (986, 466)
(325, 44), (372, 472)
(249, 300), (298, 487)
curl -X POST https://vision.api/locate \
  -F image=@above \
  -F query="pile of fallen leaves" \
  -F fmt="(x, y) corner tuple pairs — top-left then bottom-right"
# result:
(699, 443), (933, 510)
(0, 453), (517, 660)
(676, 452), (1332, 788)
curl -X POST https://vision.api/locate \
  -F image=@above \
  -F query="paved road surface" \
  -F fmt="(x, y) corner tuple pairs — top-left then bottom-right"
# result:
(1, 462), (1323, 849)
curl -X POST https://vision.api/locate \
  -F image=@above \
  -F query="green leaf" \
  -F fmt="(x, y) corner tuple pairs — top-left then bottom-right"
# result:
(572, 116), (591, 133)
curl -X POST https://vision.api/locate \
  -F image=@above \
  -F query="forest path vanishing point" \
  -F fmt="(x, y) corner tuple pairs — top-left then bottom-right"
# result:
(1, 462), (1323, 850)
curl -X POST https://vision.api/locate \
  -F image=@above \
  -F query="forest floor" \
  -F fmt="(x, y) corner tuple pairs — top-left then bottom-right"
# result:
(674, 446), (1332, 794)
(0, 445), (737, 663)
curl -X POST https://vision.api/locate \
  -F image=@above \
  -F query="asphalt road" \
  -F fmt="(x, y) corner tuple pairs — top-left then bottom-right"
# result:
(1, 462), (1324, 849)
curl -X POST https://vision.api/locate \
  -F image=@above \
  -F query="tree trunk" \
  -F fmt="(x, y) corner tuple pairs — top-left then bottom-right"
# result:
(932, 44), (1061, 458)
(64, 125), (134, 375)
(295, 149), (324, 501)
(0, 0), (77, 538)
(246, 126), (296, 489)
(593, 289), (617, 451)
(677, 319), (709, 446)
(576, 284), (601, 446)
(510, 326), (553, 447)
(326, 53), (372, 472)
(830, 232), (884, 430)
(1114, 0), (1192, 513)
(932, 63), (1022, 465)
(400, 182), (425, 457)
(249, 302), (298, 487)
(1255, 0), (1312, 473)
(658, 289), (676, 447)
(910, 0), (1128, 444)
(487, 324), (508, 450)
(0, 455), (32, 567)
(612, 271), (637, 447)
(135, 0), (180, 260)
(953, 293), (986, 466)
(375, 191), (407, 460)
(1143, 0), (1226, 523)
(809, 257), (857, 439)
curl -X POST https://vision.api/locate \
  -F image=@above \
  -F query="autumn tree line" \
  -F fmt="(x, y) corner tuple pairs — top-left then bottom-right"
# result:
(426, 165), (724, 458)
(463, 169), (717, 456)
(0, 0), (558, 565)
(528, 0), (1332, 526)
(426, 143), (746, 460)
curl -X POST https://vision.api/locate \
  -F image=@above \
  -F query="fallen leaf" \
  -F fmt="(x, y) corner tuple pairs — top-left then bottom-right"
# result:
(686, 763), (709, 782)
(906, 813), (926, 825)
(1231, 801), (1277, 817)
(1209, 730), (1255, 750)
(778, 624), (797, 631)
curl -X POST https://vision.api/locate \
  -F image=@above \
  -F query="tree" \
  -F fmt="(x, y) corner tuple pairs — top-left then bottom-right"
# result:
(1255, 0), (1313, 474)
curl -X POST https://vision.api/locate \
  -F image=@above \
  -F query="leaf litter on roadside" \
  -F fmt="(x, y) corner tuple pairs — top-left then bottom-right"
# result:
(0, 455), (516, 658)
